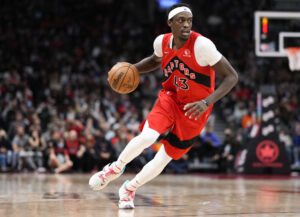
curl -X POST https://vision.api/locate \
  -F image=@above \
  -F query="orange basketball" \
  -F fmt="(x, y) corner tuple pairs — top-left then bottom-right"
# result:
(107, 62), (140, 94)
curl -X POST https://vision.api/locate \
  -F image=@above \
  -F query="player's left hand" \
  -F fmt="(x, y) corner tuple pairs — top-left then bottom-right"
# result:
(184, 100), (208, 120)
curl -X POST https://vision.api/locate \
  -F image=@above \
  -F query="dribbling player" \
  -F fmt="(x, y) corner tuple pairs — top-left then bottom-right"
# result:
(89, 3), (238, 209)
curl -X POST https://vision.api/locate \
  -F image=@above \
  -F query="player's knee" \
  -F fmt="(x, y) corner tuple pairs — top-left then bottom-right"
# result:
(138, 132), (157, 147)
(153, 149), (172, 165)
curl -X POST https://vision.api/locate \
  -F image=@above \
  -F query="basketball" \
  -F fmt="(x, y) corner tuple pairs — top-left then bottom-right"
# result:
(107, 62), (140, 94)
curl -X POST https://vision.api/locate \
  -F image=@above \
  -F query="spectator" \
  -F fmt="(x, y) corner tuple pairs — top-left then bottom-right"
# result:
(66, 119), (85, 140)
(293, 122), (300, 166)
(188, 136), (204, 163)
(12, 126), (32, 171)
(8, 111), (28, 140)
(233, 101), (248, 126)
(65, 130), (85, 171)
(48, 130), (73, 173)
(241, 111), (255, 130)
(202, 125), (221, 148)
(200, 125), (221, 161)
(81, 133), (98, 172)
(28, 129), (46, 172)
(0, 130), (12, 171)
(95, 130), (116, 170)
(212, 128), (239, 173)
(168, 154), (189, 174)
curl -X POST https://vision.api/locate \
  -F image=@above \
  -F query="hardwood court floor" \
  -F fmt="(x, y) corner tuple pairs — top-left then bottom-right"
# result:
(0, 173), (300, 217)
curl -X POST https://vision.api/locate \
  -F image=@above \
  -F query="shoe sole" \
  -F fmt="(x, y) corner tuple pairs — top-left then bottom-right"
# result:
(118, 201), (135, 209)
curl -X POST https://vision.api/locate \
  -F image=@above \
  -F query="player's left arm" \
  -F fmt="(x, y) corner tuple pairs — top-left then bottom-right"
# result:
(184, 37), (238, 120)
(206, 57), (239, 105)
(185, 57), (238, 120)
(185, 57), (238, 119)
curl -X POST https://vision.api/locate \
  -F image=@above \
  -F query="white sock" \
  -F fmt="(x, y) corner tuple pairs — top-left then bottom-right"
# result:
(111, 159), (126, 173)
(126, 178), (141, 191)
(127, 145), (172, 191)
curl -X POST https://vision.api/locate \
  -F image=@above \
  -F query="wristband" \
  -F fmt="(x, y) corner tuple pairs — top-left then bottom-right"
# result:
(201, 99), (209, 107)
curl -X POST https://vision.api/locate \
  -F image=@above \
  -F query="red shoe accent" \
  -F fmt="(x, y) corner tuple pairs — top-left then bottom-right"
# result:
(125, 187), (135, 200)
(99, 175), (105, 182)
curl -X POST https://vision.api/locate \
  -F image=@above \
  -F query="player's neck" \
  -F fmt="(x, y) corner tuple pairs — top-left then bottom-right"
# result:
(172, 36), (188, 50)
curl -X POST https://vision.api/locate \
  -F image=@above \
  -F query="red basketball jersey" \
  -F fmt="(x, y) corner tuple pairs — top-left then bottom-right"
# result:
(161, 31), (215, 104)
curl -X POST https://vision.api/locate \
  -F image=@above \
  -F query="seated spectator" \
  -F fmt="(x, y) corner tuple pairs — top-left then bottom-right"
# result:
(200, 125), (221, 161)
(48, 130), (73, 173)
(212, 128), (237, 173)
(65, 130), (85, 171)
(28, 129), (46, 172)
(188, 136), (204, 163)
(95, 130), (116, 170)
(168, 154), (189, 174)
(81, 133), (97, 172)
(0, 129), (12, 171)
(12, 126), (36, 171)
(241, 111), (255, 129)
(293, 122), (300, 166)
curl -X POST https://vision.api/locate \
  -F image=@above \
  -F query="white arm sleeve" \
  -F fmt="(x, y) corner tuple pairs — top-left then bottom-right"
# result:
(194, 36), (222, 67)
(153, 34), (164, 58)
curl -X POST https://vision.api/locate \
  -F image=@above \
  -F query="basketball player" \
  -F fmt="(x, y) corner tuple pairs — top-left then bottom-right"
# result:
(89, 3), (238, 208)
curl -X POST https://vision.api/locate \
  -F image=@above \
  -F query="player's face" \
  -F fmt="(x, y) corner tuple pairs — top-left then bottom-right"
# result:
(168, 12), (193, 41)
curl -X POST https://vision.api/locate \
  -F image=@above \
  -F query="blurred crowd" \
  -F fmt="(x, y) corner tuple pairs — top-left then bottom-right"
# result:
(0, 0), (299, 174)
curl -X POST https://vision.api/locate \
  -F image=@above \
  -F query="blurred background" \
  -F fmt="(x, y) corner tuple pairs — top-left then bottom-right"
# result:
(0, 0), (299, 175)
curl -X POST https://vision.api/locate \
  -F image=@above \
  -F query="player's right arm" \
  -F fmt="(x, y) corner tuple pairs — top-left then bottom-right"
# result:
(134, 35), (163, 74)
(134, 54), (161, 74)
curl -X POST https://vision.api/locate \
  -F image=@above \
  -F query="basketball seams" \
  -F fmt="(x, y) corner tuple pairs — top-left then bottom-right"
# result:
(109, 64), (127, 86)
(118, 64), (131, 92)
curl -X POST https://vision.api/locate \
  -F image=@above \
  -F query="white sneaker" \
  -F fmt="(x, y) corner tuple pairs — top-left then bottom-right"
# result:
(89, 163), (125, 191)
(118, 180), (135, 209)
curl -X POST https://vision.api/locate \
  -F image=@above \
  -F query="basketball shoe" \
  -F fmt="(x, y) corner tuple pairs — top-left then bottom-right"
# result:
(89, 163), (125, 191)
(118, 180), (136, 209)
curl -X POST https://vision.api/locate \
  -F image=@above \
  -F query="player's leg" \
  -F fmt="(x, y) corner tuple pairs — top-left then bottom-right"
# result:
(118, 145), (172, 209)
(115, 121), (161, 170)
(89, 91), (174, 191)
(89, 121), (161, 190)
(118, 108), (211, 208)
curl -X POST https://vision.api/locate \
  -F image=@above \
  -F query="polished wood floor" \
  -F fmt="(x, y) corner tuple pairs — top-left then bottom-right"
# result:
(0, 173), (300, 217)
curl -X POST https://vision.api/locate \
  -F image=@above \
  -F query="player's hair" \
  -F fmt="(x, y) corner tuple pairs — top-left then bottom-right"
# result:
(167, 3), (192, 20)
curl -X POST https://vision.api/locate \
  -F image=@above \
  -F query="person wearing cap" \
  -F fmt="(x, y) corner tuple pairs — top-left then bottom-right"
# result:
(89, 3), (238, 208)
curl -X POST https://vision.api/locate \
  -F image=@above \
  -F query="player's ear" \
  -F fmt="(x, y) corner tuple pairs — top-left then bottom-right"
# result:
(167, 19), (172, 27)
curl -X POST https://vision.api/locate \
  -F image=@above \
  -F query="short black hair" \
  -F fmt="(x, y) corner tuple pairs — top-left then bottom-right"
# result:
(167, 3), (192, 20)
